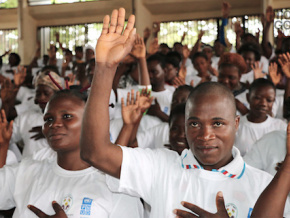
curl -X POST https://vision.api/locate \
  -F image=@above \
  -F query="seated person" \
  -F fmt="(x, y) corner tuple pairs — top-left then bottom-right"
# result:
(80, 8), (289, 217)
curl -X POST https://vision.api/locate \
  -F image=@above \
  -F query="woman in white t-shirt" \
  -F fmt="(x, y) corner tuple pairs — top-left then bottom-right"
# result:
(235, 78), (287, 156)
(0, 89), (143, 218)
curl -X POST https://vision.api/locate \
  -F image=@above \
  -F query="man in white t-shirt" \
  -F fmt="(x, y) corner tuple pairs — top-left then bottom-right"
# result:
(80, 9), (289, 217)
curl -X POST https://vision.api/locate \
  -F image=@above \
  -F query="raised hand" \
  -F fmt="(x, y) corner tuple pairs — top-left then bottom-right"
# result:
(131, 34), (146, 59)
(174, 192), (229, 218)
(95, 8), (136, 67)
(139, 88), (153, 113)
(278, 52), (290, 78)
(222, 1), (231, 18)
(143, 27), (151, 41)
(266, 6), (274, 24)
(0, 78), (17, 104)
(14, 66), (27, 87)
(172, 76), (186, 88)
(234, 22), (243, 36)
(28, 201), (67, 218)
(148, 38), (159, 55)
(121, 90), (142, 125)
(29, 126), (45, 141)
(0, 109), (13, 147)
(147, 98), (162, 117)
(252, 61), (264, 79)
(152, 22), (160, 37)
(198, 31), (205, 41)
(269, 62), (281, 86)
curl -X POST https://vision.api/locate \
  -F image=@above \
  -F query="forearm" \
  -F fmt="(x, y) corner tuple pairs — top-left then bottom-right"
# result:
(115, 123), (135, 146)
(157, 111), (169, 122)
(251, 156), (290, 217)
(138, 58), (150, 86)
(80, 64), (122, 178)
(0, 145), (9, 168)
(262, 23), (272, 59)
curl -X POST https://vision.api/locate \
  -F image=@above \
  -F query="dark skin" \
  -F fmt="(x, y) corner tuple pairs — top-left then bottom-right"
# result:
(169, 113), (189, 155)
(246, 86), (275, 123)
(185, 93), (239, 171)
(148, 60), (166, 92)
(218, 66), (241, 92)
(242, 51), (256, 73)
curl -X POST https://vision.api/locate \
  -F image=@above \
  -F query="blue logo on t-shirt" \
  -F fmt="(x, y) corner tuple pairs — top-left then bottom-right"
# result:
(163, 106), (169, 114)
(80, 198), (93, 215)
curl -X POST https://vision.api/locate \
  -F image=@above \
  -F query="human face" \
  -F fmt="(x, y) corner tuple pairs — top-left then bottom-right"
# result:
(203, 47), (213, 60)
(148, 60), (165, 87)
(171, 90), (191, 110)
(42, 96), (85, 152)
(193, 57), (208, 76)
(164, 63), (177, 83)
(85, 49), (94, 62)
(247, 86), (275, 118)
(213, 41), (224, 57)
(169, 113), (189, 155)
(242, 51), (255, 73)
(218, 66), (241, 91)
(185, 94), (239, 170)
(35, 85), (55, 111)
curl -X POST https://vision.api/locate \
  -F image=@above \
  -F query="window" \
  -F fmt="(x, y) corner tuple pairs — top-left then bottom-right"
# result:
(38, 23), (103, 59)
(28, 0), (99, 6)
(0, 29), (18, 63)
(273, 8), (290, 38)
(0, 0), (18, 9)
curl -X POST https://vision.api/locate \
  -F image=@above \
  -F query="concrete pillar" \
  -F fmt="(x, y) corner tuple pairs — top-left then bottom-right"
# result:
(18, 0), (37, 65)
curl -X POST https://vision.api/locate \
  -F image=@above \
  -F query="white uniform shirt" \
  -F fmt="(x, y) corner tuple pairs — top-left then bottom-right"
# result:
(137, 122), (169, 149)
(244, 130), (287, 176)
(0, 158), (144, 218)
(107, 146), (288, 218)
(235, 115), (287, 156)
(10, 106), (49, 158)
(6, 150), (18, 165)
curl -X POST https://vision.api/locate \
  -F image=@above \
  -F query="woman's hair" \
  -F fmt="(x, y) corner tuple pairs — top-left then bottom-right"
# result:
(218, 53), (247, 75)
(169, 103), (186, 124)
(49, 87), (88, 104)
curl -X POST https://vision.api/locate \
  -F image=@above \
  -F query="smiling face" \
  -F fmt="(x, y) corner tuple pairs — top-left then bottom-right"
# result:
(242, 51), (255, 73)
(185, 92), (239, 170)
(42, 95), (85, 153)
(247, 86), (275, 119)
(169, 113), (189, 155)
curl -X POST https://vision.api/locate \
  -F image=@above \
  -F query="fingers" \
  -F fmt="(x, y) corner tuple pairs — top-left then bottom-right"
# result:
(109, 9), (118, 33)
(0, 109), (7, 123)
(130, 89), (135, 104)
(115, 8), (125, 34)
(52, 201), (66, 215)
(180, 201), (208, 217)
(123, 14), (136, 37)
(27, 205), (47, 217)
(215, 191), (227, 213)
(101, 15), (110, 35)
(121, 97), (125, 109)
(173, 209), (198, 218)
(124, 28), (137, 54)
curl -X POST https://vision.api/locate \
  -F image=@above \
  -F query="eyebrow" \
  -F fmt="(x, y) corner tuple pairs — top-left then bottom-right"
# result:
(187, 117), (226, 121)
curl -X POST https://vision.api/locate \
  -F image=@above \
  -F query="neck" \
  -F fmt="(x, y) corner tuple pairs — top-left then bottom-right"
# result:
(152, 83), (165, 92)
(247, 112), (268, 123)
(57, 150), (90, 171)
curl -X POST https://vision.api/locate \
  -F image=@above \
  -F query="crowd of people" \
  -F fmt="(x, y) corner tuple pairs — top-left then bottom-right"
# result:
(0, 2), (290, 218)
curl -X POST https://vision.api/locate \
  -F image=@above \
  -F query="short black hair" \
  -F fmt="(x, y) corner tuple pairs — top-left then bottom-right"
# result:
(50, 88), (88, 104)
(191, 52), (208, 63)
(147, 54), (166, 68)
(169, 103), (186, 125)
(166, 51), (182, 63)
(248, 78), (276, 95)
(10, 52), (21, 65)
(75, 46), (83, 52)
(41, 65), (60, 76)
(174, 85), (194, 96)
(238, 42), (261, 61)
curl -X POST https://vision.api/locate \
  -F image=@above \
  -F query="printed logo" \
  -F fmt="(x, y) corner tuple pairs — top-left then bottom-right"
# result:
(80, 197), (93, 215)
(61, 195), (73, 213)
(163, 106), (169, 114)
(226, 203), (238, 218)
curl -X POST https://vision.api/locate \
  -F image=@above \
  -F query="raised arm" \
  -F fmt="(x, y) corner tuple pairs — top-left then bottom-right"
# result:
(0, 109), (13, 168)
(251, 122), (290, 217)
(80, 8), (136, 179)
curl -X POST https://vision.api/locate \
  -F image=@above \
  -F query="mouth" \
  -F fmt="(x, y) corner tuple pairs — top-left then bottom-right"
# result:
(49, 133), (66, 141)
(197, 145), (218, 154)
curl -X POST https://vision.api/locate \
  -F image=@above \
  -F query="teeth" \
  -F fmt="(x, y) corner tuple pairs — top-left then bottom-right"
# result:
(177, 142), (185, 145)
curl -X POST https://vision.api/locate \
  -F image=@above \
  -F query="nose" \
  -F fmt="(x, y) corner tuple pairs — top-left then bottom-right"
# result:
(49, 118), (63, 128)
(259, 98), (267, 107)
(197, 126), (215, 141)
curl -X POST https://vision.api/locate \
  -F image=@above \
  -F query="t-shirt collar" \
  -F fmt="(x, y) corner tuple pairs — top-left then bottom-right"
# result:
(181, 146), (245, 179)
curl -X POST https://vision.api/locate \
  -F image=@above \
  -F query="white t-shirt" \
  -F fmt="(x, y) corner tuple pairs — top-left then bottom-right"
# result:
(186, 75), (217, 87)
(235, 115), (287, 156)
(6, 150), (18, 166)
(107, 146), (288, 217)
(10, 106), (49, 158)
(0, 64), (17, 80)
(244, 130), (287, 176)
(0, 158), (144, 218)
(235, 89), (284, 119)
(137, 122), (169, 149)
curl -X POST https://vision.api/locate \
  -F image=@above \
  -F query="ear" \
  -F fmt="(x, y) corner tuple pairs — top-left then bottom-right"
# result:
(246, 92), (250, 104)
(234, 115), (240, 131)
